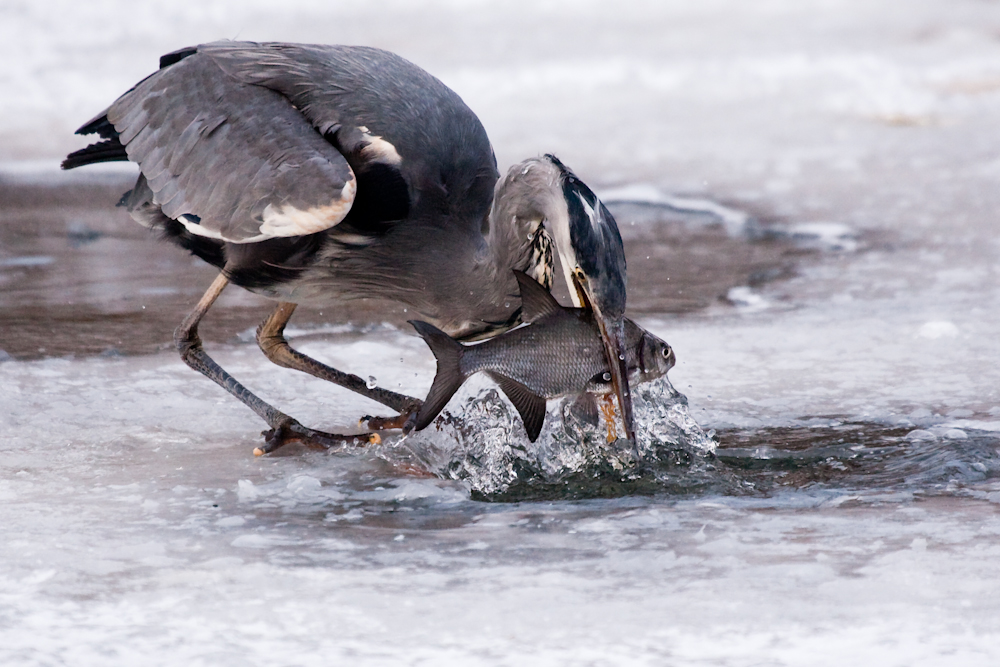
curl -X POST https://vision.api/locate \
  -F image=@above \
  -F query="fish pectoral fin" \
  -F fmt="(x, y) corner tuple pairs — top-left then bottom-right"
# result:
(487, 372), (547, 442)
(568, 392), (601, 426)
(512, 270), (564, 323)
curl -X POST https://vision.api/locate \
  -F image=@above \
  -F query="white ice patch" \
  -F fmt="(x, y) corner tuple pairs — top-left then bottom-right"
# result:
(784, 222), (859, 252)
(6, 3), (1000, 662)
(598, 184), (753, 237)
(0, 255), (54, 267)
(236, 479), (259, 502)
(286, 475), (322, 498)
(726, 286), (770, 312)
(917, 320), (959, 339)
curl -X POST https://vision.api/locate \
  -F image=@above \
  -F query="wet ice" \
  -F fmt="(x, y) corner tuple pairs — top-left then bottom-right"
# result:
(4, 0), (1000, 664)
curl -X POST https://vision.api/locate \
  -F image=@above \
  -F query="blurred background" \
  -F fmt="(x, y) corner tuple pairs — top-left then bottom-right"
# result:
(3, 0), (998, 413)
(3, 1), (1000, 664)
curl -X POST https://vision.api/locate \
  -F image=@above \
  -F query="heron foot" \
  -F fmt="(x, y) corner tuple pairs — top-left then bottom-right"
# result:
(360, 412), (418, 434)
(360, 401), (422, 434)
(255, 418), (380, 456)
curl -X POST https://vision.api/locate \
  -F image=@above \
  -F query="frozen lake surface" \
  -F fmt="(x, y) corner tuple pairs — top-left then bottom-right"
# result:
(3, 0), (1000, 664)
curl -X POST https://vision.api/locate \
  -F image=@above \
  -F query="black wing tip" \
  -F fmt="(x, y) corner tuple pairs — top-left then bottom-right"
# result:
(73, 111), (118, 139)
(61, 139), (129, 170)
(159, 46), (199, 69)
(69, 44), (197, 139)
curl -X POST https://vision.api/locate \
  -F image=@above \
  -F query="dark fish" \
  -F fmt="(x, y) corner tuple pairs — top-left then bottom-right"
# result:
(410, 271), (675, 441)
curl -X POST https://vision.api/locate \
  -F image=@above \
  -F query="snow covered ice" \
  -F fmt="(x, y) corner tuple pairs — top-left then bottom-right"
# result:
(3, 0), (1000, 665)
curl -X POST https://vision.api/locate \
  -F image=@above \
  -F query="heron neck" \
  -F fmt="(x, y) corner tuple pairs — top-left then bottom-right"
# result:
(485, 158), (563, 290)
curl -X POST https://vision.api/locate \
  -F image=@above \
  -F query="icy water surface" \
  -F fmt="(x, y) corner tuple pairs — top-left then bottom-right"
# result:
(4, 176), (1000, 664)
(4, 0), (1000, 664)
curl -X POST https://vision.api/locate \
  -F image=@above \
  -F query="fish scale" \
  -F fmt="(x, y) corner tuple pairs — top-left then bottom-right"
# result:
(411, 271), (675, 442)
(461, 314), (607, 397)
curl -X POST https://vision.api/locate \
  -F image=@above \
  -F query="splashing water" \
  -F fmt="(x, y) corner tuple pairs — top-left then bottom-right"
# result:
(394, 377), (734, 500)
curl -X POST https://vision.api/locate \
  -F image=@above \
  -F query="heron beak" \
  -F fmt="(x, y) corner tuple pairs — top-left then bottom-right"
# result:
(543, 154), (635, 444)
(571, 271), (636, 443)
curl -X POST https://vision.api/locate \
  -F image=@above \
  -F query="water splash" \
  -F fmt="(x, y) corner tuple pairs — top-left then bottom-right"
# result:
(396, 377), (737, 501)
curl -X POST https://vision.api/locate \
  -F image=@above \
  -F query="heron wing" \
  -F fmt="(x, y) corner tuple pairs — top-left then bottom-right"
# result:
(106, 49), (357, 243)
(199, 41), (499, 224)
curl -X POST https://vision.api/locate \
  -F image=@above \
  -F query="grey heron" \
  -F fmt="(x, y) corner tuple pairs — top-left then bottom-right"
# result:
(63, 41), (633, 453)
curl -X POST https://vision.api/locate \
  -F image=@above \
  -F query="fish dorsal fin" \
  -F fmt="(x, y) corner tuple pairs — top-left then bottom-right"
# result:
(487, 371), (547, 442)
(512, 270), (564, 323)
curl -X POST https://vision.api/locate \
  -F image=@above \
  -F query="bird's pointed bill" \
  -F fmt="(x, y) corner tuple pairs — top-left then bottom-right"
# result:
(573, 272), (636, 443)
(549, 154), (635, 443)
(596, 315), (635, 443)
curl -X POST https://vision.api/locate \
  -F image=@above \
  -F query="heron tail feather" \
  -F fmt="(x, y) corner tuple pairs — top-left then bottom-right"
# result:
(410, 320), (466, 431)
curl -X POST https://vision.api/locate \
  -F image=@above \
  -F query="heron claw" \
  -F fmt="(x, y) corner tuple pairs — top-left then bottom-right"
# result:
(360, 401), (422, 434)
(256, 418), (378, 455)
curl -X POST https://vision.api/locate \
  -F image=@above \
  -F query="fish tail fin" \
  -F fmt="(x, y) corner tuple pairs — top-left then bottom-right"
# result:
(410, 320), (465, 431)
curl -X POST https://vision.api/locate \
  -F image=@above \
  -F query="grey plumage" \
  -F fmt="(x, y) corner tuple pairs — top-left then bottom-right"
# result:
(62, 41), (637, 450)
(67, 41), (574, 340)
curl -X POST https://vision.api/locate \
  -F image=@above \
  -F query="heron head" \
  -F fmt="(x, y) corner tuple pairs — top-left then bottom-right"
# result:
(543, 154), (635, 442)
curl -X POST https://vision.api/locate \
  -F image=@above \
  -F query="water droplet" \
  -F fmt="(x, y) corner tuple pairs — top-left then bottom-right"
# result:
(602, 372), (611, 382)
(403, 308), (407, 313)
(366, 376), (377, 389)
(504, 302), (510, 308)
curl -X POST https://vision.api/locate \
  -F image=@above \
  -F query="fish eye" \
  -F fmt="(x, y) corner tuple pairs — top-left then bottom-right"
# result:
(661, 346), (672, 359)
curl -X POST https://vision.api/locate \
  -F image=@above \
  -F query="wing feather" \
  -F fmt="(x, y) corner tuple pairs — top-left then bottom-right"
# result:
(106, 50), (356, 243)
(200, 41), (498, 222)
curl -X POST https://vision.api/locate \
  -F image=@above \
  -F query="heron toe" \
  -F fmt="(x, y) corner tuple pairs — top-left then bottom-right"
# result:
(255, 418), (379, 455)
(360, 406), (421, 434)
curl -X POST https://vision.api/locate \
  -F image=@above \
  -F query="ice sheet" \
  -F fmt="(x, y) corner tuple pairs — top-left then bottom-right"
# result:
(3, 0), (1000, 664)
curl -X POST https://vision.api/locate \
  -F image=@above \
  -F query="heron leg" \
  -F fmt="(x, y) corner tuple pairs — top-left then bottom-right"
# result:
(255, 302), (422, 432)
(175, 274), (377, 455)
